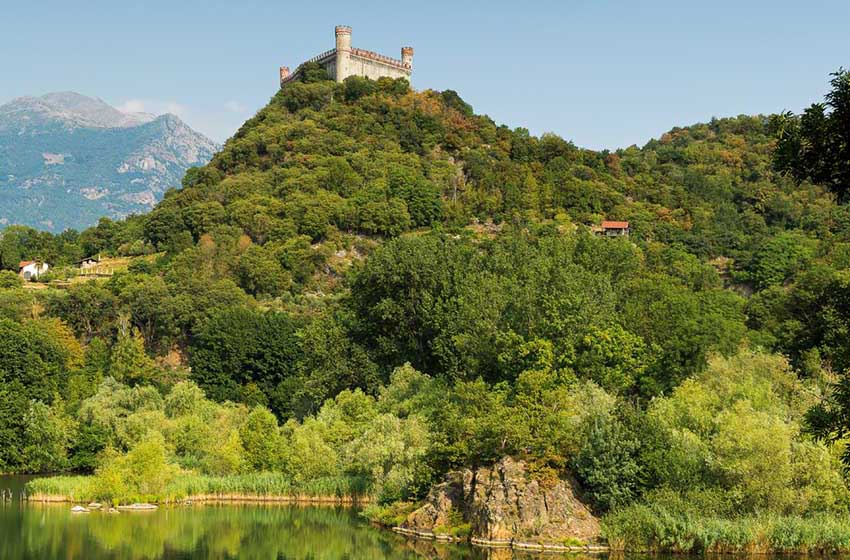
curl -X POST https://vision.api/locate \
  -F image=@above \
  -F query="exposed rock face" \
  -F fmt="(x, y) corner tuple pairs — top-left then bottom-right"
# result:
(403, 457), (600, 546)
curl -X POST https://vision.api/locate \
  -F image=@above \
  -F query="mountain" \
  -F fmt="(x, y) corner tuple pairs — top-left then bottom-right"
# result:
(0, 92), (219, 232)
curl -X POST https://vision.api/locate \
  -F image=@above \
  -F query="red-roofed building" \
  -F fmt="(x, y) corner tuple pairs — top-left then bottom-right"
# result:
(18, 260), (49, 281)
(595, 221), (630, 237)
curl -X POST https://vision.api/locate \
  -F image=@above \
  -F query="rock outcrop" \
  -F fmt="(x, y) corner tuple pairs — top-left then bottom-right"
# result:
(401, 457), (600, 548)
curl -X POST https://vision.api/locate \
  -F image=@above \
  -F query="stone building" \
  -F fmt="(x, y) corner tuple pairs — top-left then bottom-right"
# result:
(280, 26), (413, 87)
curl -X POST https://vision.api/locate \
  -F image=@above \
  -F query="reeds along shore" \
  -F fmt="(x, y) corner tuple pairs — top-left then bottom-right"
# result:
(602, 509), (850, 554)
(26, 492), (369, 505)
(24, 474), (371, 506)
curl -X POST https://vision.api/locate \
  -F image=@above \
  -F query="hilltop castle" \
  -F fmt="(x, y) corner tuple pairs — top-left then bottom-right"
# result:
(280, 26), (413, 87)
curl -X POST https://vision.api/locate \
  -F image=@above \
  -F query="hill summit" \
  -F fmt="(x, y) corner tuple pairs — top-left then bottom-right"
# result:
(148, 71), (804, 273)
(0, 92), (218, 232)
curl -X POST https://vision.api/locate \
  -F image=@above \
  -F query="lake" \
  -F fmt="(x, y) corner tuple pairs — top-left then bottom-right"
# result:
(0, 475), (582, 559)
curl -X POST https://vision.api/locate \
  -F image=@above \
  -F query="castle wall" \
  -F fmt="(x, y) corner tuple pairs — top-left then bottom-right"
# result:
(346, 55), (410, 81)
(321, 60), (337, 80)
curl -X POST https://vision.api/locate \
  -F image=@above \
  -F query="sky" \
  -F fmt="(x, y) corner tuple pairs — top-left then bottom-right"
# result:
(1, 0), (848, 149)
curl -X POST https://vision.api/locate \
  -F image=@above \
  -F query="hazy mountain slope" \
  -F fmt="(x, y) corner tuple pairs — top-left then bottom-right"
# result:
(0, 92), (218, 231)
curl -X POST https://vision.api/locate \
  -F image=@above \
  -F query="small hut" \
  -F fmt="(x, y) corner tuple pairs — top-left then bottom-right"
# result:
(594, 221), (630, 237)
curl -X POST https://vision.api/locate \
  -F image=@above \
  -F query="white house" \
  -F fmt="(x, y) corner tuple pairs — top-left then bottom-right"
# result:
(18, 260), (49, 281)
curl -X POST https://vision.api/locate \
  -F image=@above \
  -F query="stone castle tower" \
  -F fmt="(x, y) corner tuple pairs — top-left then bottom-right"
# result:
(280, 26), (413, 87)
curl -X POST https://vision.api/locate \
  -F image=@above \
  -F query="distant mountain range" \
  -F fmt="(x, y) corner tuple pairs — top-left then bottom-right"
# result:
(0, 92), (219, 232)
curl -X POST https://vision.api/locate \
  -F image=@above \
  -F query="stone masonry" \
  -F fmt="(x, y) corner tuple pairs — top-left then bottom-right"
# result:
(280, 26), (413, 87)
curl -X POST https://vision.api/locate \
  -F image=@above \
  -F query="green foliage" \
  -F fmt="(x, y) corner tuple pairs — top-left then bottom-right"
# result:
(5, 67), (850, 550)
(573, 410), (642, 511)
(639, 351), (848, 515)
(188, 307), (302, 414)
(572, 325), (654, 395)
(0, 270), (22, 288)
(46, 282), (117, 341)
(236, 244), (290, 297)
(774, 69), (850, 200)
(748, 231), (817, 290)
(603, 494), (850, 554)
(108, 322), (158, 385)
(94, 432), (179, 504)
(299, 61), (333, 84)
(362, 501), (417, 527)
(22, 399), (75, 472)
(240, 406), (282, 471)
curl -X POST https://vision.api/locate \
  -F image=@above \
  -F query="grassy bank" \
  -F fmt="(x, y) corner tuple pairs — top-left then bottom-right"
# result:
(26, 473), (371, 505)
(603, 505), (850, 554)
(362, 501), (418, 527)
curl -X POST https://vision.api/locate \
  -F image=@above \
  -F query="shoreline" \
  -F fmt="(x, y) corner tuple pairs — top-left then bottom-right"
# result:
(392, 526), (610, 554)
(26, 492), (371, 506)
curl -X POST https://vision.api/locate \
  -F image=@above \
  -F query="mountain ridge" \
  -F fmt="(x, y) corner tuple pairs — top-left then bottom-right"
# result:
(0, 91), (219, 231)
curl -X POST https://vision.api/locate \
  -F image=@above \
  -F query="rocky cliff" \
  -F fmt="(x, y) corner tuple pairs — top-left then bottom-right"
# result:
(400, 457), (601, 550)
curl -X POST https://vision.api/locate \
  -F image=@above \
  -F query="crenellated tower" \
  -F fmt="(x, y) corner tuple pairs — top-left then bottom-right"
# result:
(401, 47), (414, 69)
(280, 26), (413, 88)
(334, 25), (352, 83)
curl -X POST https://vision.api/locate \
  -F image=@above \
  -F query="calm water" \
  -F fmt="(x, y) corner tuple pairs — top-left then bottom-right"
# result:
(0, 475), (589, 560)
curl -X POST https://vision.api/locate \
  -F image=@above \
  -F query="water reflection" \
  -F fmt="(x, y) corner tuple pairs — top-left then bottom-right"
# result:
(0, 476), (591, 560)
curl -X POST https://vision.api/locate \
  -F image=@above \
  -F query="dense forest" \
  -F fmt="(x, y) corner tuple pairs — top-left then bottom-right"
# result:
(4, 63), (850, 552)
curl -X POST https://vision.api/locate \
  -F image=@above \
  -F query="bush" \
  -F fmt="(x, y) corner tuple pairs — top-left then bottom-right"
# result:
(0, 270), (22, 288)
(361, 501), (417, 527)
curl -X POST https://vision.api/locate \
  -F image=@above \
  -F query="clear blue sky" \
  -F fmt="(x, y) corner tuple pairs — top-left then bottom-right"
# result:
(2, 0), (848, 148)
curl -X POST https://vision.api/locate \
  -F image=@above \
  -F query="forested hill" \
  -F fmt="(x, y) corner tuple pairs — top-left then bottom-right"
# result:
(3, 67), (850, 546)
(141, 72), (836, 282)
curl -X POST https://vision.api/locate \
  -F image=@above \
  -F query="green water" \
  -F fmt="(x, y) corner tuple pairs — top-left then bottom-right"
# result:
(0, 475), (576, 559)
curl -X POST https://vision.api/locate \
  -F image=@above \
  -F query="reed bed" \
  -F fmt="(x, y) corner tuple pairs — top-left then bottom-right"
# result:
(26, 473), (372, 505)
(602, 503), (850, 554)
(26, 476), (95, 503)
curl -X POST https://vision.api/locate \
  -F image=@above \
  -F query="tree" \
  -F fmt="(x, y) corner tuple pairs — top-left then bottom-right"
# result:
(46, 282), (118, 341)
(712, 401), (794, 512)
(241, 406), (282, 471)
(299, 61), (333, 84)
(109, 321), (158, 385)
(343, 76), (377, 102)
(572, 325), (654, 395)
(236, 245), (290, 297)
(94, 432), (179, 503)
(203, 429), (247, 475)
(748, 231), (816, 290)
(22, 399), (75, 473)
(388, 168), (443, 227)
(774, 69), (850, 199)
(343, 413), (431, 503)
(617, 274), (746, 395)
(189, 308), (302, 415)
(808, 373), (850, 467)
(572, 411), (642, 512)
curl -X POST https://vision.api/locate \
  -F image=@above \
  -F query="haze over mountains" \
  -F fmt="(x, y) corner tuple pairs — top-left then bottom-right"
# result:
(0, 92), (218, 232)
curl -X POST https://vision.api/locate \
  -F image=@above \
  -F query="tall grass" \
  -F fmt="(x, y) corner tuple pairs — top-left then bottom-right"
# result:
(602, 504), (850, 554)
(26, 473), (372, 505)
(26, 476), (94, 502)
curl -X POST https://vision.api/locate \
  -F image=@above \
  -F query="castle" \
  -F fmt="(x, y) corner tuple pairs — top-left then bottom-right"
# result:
(280, 26), (413, 87)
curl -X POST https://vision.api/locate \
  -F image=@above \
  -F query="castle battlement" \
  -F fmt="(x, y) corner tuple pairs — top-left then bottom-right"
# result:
(280, 26), (413, 87)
